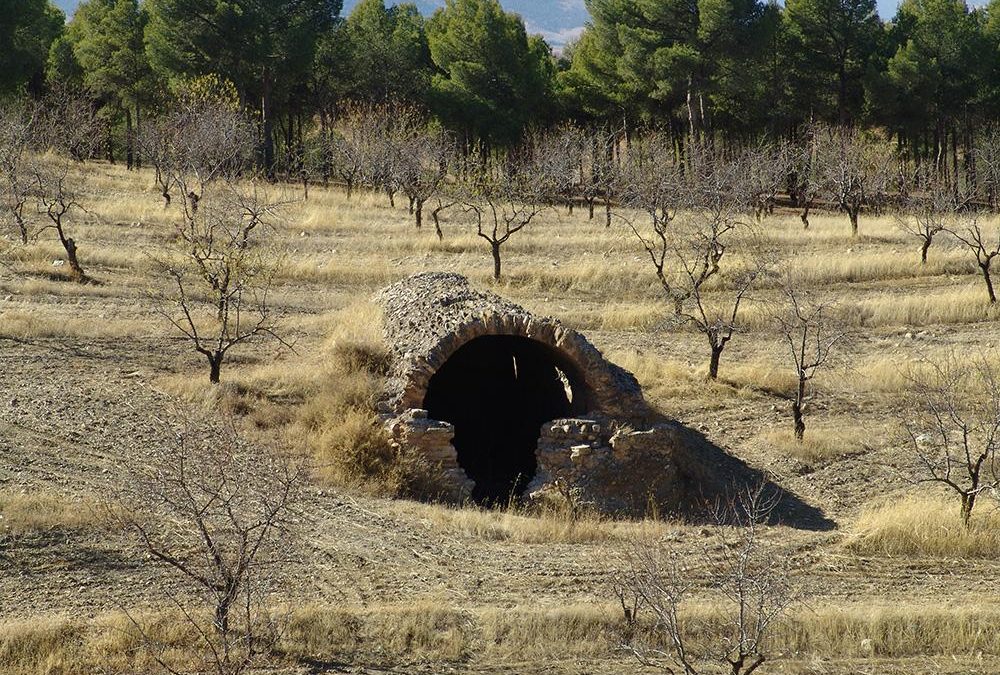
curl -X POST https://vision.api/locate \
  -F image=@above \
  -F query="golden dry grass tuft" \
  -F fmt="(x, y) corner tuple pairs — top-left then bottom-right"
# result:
(7, 601), (1000, 674)
(391, 500), (675, 544)
(0, 492), (99, 534)
(848, 494), (1000, 559)
(761, 427), (869, 465)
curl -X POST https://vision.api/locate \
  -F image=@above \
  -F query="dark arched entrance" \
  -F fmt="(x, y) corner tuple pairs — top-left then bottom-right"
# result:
(423, 335), (586, 504)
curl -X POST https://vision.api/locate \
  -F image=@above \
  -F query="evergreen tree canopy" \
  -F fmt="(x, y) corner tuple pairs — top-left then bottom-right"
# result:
(427, 0), (555, 147)
(783, 0), (881, 123)
(0, 0), (64, 96)
(68, 0), (155, 111)
(341, 0), (433, 102)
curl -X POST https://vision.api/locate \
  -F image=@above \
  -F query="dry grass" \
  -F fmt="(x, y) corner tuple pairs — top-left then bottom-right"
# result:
(391, 499), (675, 544)
(0, 492), (99, 534)
(0, 307), (156, 339)
(6, 601), (1000, 674)
(858, 285), (999, 327)
(760, 427), (869, 465)
(848, 494), (1000, 559)
(154, 301), (442, 497)
(10, 165), (1000, 672)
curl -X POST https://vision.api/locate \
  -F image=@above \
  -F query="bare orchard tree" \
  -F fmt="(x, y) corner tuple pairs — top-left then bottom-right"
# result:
(772, 278), (849, 440)
(814, 125), (894, 236)
(903, 352), (1000, 527)
(40, 84), (103, 163)
(459, 152), (549, 281)
(945, 213), (1000, 303)
(6, 91), (107, 281)
(621, 144), (765, 379)
(152, 181), (290, 383)
(897, 170), (966, 264)
(107, 419), (309, 675)
(975, 127), (1000, 212)
(530, 125), (585, 214)
(617, 133), (684, 241)
(139, 101), (255, 210)
(391, 116), (455, 229)
(616, 485), (794, 675)
(743, 141), (790, 222)
(0, 101), (39, 244)
(788, 127), (820, 229)
(31, 156), (88, 281)
(328, 101), (389, 200)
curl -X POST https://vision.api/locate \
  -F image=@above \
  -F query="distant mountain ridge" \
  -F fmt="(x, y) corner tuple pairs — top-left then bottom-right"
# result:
(52, 0), (590, 47)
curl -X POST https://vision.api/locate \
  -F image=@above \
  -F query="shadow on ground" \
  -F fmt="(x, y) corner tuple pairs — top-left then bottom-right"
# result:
(674, 425), (837, 532)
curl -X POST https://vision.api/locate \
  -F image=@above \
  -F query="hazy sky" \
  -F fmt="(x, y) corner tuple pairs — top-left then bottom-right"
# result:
(53, 0), (911, 46)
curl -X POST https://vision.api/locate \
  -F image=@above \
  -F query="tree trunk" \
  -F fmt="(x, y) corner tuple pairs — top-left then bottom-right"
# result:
(849, 209), (859, 237)
(408, 196), (416, 215)
(605, 197), (613, 228)
(588, 198), (595, 220)
(125, 107), (134, 171)
(921, 237), (931, 264)
(56, 226), (85, 281)
(961, 492), (976, 528)
(793, 377), (806, 440)
(261, 69), (275, 178)
(491, 242), (502, 282)
(792, 401), (805, 440)
(209, 353), (223, 384)
(982, 263), (997, 304)
(800, 203), (810, 229)
(415, 199), (424, 229)
(14, 212), (28, 244)
(708, 344), (723, 380)
(214, 583), (237, 642)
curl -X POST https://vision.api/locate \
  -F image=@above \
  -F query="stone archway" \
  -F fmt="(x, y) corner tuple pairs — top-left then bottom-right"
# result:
(422, 334), (588, 503)
(376, 273), (682, 514)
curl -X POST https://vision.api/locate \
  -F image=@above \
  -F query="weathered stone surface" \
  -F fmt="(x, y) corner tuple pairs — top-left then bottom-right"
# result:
(376, 272), (647, 420)
(375, 273), (683, 515)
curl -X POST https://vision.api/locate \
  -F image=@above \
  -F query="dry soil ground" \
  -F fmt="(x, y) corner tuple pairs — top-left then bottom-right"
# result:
(2, 162), (1000, 673)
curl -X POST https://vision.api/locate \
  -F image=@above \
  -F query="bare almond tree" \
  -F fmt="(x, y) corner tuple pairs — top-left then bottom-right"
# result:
(392, 117), (455, 229)
(621, 143), (764, 379)
(107, 419), (309, 675)
(903, 352), (1000, 527)
(31, 157), (88, 281)
(328, 101), (390, 201)
(153, 181), (290, 383)
(788, 128), (819, 229)
(772, 279), (849, 440)
(0, 102), (39, 244)
(0, 93), (102, 280)
(530, 125), (585, 214)
(945, 214), (1000, 303)
(815, 125), (894, 237)
(744, 141), (790, 223)
(616, 485), (794, 675)
(897, 171), (964, 264)
(139, 101), (255, 211)
(459, 152), (549, 281)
